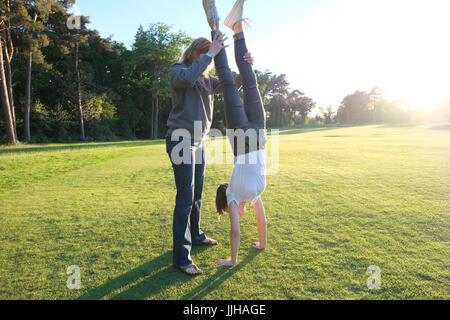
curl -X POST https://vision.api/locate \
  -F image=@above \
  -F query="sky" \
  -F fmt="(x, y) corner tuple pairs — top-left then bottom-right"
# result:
(75, 0), (450, 112)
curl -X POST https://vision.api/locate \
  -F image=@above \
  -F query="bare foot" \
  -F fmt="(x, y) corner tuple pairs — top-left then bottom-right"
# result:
(175, 264), (203, 276)
(202, 238), (219, 246)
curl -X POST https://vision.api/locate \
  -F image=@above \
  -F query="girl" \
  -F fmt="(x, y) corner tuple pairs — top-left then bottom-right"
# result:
(204, 0), (268, 267)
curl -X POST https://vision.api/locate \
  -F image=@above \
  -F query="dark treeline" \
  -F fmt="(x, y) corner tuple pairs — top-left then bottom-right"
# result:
(1, 1), (449, 145)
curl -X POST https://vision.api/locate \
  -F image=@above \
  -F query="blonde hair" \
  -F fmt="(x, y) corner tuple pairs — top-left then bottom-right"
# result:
(181, 37), (213, 76)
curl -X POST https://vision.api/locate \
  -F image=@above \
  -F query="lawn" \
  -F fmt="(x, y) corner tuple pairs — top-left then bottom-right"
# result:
(0, 125), (449, 300)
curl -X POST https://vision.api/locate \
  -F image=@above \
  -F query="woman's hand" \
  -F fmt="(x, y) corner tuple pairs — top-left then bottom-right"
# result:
(243, 52), (255, 65)
(252, 242), (266, 250)
(208, 32), (229, 58)
(215, 259), (235, 267)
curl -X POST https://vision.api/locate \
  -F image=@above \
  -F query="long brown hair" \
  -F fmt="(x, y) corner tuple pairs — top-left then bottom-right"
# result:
(216, 183), (229, 216)
(181, 37), (211, 66)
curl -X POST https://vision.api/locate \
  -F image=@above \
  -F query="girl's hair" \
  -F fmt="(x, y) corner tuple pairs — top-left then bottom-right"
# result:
(181, 37), (212, 66)
(215, 183), (229, 216)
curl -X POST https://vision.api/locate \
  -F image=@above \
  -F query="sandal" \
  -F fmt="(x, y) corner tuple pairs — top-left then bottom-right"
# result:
(174, 264), (203, 276)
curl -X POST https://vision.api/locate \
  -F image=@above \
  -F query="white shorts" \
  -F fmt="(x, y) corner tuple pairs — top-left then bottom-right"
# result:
(226, 149), (267, 207)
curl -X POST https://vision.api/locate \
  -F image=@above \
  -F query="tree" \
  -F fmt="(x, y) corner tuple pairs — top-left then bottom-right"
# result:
(14, 0), (54, 142)
(255, 69), (272, 104)
(320, 106), (336, 124)
(337, 90), (371, 124)
(2, 0), (16, 139)
(0, 0), (17, 144)
(67, 12), (89, 140)
(265, 73), (290, 128)
(287, 89), (315, 125)
(126, 23), (190, 139)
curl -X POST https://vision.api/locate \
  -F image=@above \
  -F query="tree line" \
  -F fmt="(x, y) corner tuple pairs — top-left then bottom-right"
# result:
(335, 88), (450, 125)
(1, 1), (449, 145)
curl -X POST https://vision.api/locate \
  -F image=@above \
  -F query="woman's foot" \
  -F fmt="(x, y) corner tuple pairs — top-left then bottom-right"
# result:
(224, 0), (249, 31)
(203, 0), (221, 31)
(174, 264), (203, 276)
(200, 237), (219, 246)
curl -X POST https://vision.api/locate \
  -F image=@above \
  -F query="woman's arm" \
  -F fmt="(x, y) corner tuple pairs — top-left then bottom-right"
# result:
(171, 33), (227, 89)
(215, 201), (240, 266)
(252, 196), (267, 249)
(170, 56), (213, 89)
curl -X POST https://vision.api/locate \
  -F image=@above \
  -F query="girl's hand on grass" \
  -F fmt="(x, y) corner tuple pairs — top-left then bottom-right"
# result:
(215, 259), (234, 267)
(252, 242), (266, 250)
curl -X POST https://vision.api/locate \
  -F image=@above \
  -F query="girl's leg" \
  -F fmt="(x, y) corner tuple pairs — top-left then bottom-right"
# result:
(211, 30), (249, 130)
(233, 25), (266, 129)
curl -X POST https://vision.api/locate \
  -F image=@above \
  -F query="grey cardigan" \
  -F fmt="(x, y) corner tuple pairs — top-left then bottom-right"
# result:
(166, 55), (222, 141)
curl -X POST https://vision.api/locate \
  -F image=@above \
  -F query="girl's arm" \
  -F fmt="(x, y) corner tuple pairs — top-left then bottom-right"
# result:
(230, 203), (241, 264)
(215, 201), (240, 267)
(252, 196), (267, 249)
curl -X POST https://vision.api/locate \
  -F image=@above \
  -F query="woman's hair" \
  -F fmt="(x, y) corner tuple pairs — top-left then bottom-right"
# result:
(215, 183), (229, 216)
(181, 37), (212, 66)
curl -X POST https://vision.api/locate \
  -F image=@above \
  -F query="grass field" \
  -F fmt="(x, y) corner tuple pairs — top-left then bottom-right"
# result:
(0, 125), (449, 300)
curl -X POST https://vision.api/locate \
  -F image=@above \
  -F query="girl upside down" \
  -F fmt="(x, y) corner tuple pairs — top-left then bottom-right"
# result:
(204, 0), (268, 267)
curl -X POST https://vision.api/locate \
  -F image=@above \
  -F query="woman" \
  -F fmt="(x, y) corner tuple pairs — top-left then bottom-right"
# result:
(205, 0), (269, 267)
(166, 4), (254, 275)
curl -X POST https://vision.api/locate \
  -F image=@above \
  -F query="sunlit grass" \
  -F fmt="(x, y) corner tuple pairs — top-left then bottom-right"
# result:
(0, 125), (448, 300)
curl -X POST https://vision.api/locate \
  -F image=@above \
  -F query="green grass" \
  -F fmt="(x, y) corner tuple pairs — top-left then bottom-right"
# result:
(0, 125), (449, 300)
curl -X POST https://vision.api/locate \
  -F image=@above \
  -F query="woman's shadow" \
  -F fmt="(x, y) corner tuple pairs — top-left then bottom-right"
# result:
(76, 251), (184, 300)
(76, 249), (260, 300)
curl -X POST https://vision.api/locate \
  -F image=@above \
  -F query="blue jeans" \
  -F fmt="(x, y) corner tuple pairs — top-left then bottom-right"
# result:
(166, 134), (207, 267)
(213, 31), (266, 156)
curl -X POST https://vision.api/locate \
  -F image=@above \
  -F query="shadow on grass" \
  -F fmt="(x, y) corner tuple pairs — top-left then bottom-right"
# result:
(76, 249), (260, 300)
(0, 140), (165, 155)
(76, 251), (185, 300)
(181, 249), (261, 300)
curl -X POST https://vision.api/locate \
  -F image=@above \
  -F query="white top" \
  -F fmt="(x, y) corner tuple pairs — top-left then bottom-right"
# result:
(226, 149), (267, 209)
